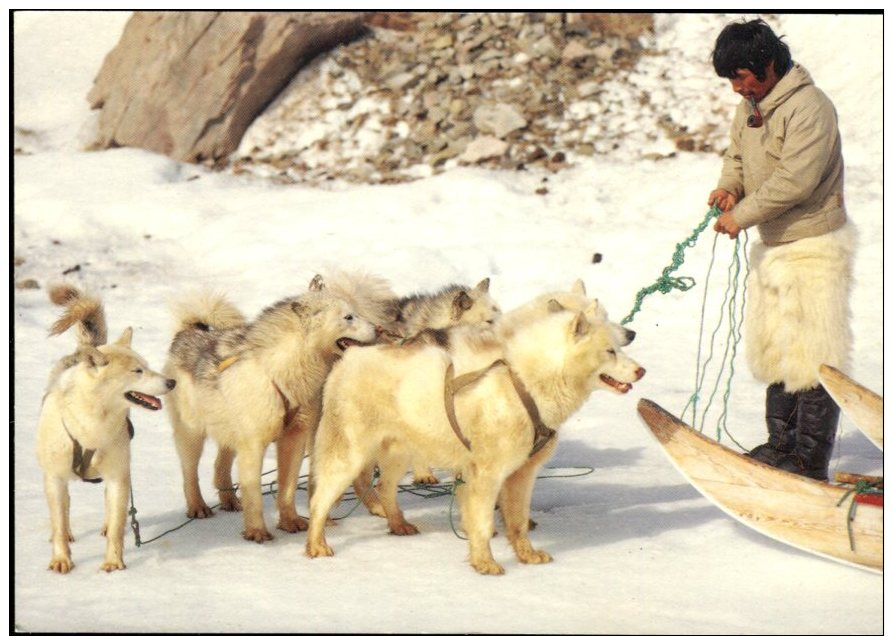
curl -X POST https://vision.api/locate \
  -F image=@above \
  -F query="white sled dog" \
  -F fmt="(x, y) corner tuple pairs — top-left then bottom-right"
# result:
(389, 277), (501, 484)
(36, 284), (176, 573)
(351, 279), (632, 513)
(163, 276), (379, 542)
(324, 274), (502, 489)
(306, 293), (645, 574)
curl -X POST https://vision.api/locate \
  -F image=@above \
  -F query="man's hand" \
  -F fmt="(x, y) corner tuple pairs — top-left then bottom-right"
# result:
(708, 188), (737, 213)
(714, 210), (742, 239)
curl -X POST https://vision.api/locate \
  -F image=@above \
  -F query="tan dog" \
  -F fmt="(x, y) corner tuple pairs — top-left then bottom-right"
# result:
(163, 278), (379, 542)
(306, 296), (644, 574)
(36, 284), (175, 573)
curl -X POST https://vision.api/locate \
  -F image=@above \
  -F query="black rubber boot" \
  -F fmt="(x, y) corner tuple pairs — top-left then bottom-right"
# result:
(746, 383), (798, 466)
(775, 385), (840, 481)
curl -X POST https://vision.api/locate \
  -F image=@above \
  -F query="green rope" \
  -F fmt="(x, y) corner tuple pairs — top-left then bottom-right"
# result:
(128, 465), (594, 547)
(621, 206), (722, 325)
(836, 479), (884, 551)
(624, 204), (751, 442)
(680, 231), (750, 446)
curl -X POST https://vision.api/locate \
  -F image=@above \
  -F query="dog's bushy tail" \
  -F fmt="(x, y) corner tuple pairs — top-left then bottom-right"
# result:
(48, 283), (108, 347)
(171, 292), (246, 333)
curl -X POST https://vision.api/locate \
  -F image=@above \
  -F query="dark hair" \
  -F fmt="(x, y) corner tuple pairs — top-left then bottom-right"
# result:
(712, 18), (792, 80)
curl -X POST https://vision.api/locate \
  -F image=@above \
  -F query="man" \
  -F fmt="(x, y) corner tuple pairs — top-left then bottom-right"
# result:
(707, 18), (856, 481)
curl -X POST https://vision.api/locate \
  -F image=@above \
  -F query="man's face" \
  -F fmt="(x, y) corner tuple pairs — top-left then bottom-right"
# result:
(727, 64), (779, 102)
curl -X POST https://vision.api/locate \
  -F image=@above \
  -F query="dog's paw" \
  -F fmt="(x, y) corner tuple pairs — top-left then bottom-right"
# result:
(517, 548), (553, 565)
(364, 502), (386, 518)
(306, 540), (334, 558)
(277, 516), (308, 533)
(388, 521), (419, 536)
(412, 472), (440, 485)
(99, 559), (126, 573)
(48, 557), (74, 574)
(471, 558), (505, 576)
(241, 528), (274, 543)
(219, 493), (243, 512)
(186, 504), (214, 519)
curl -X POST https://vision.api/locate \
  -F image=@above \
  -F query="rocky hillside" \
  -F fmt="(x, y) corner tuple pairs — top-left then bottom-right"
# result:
(232, 12), (737, 187)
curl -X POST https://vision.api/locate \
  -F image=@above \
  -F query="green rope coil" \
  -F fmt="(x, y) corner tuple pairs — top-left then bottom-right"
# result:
(836, 479), (884, 552)
(621, 206), (722, 325)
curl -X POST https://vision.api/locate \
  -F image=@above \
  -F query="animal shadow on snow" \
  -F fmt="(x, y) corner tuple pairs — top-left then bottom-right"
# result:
(297, 437), (721, 557)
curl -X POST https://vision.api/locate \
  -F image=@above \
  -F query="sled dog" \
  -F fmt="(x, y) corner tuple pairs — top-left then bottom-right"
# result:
(164, 276), (378, 542)
(391, 278), (500, 337)
(36, 284), (175, 573)
(352, 279), (633, 512)
(306, 295), (645, 574)
(392, 277), (501, 483)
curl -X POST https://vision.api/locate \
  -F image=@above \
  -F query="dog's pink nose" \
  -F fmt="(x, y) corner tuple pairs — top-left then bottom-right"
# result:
(635, 367), (646, 380)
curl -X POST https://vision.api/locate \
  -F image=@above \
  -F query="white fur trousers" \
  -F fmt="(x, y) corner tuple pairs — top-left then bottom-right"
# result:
(744, 224), (856, 393)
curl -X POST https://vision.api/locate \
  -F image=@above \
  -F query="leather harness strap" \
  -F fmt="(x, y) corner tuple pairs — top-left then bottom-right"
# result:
(444, 359), (556, 457)
(61, 417), (134, 483)
(273, 382), (300, 430)
(217, 355), (239, 373)
(217, 355), (298, 430)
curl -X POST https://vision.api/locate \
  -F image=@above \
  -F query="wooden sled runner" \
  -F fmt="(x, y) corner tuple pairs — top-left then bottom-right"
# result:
(819, 364), (883, 450)
(637, 398), (882, 573)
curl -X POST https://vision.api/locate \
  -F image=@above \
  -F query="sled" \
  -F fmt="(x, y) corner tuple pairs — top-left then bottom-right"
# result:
(637, 398), (882, 573)
(819, 364), (883, 450)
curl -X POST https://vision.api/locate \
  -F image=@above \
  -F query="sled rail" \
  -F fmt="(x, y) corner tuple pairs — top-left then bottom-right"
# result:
(637, 398), (882, 573)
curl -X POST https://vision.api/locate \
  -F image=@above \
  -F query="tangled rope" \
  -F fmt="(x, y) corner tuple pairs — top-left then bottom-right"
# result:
(128, 465), (594, 547)
(622, 205), (751, 442)
(621, 206), (722, 326)
(836, 478), (884, 551)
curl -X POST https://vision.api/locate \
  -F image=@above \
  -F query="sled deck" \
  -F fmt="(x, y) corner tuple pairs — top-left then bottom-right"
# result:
(637, 398), (882, 573)
(819, 364), (883, 450)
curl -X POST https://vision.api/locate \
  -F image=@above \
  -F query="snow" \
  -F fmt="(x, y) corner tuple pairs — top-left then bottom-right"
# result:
(11, 11), (885, 634)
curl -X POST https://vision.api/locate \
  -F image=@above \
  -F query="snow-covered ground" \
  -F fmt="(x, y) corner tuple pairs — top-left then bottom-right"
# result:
(12, 11), (885, 634)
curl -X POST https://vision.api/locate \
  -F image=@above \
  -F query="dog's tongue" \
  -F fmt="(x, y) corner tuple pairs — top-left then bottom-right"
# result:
(600, 374), (632, 394)
(126, 391), (163, 411)
(337, 337), (363, 350)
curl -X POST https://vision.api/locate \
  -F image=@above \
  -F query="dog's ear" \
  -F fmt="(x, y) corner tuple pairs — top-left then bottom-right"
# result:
(571, 279), (586, 296)
(453, 291), (474, 313)
(115, 327), (133, 347)
(77, 346), (109, 369)
(571, 312), (591, 339)
(290, 301), (310, 318)
(547, 299), (565, 313)
(308, 274), (325, 292)
(475, 278), (490, 292)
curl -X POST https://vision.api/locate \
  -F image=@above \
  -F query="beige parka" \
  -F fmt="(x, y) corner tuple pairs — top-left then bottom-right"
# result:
(717, 63), (847, 246)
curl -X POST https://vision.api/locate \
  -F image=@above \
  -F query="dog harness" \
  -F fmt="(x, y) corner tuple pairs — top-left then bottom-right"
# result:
(217, 355), (300, 430)
(444, 360), (556, 457)
(62, 417), (134, 483)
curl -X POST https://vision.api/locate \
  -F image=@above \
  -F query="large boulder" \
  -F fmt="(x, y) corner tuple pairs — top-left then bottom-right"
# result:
(87, 11), (368, 163)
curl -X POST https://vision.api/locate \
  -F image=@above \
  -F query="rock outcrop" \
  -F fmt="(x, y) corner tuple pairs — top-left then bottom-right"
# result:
(88, 11), (368, 163)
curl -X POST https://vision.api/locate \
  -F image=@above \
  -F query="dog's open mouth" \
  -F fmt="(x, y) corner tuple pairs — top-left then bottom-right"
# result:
(600, 374), (633, 394)
(336, 337), (372, 351)
(125, 391), (163, 411)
